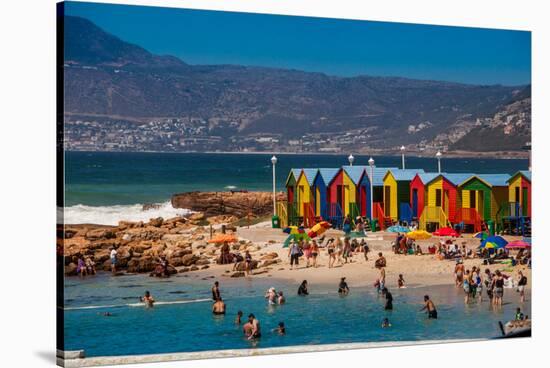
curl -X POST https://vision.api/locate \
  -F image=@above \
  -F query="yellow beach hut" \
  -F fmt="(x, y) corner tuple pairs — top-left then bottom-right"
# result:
(382, 169), (425, 223)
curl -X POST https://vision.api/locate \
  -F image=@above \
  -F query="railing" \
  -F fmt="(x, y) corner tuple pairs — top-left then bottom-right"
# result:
(374, 202), (391, 230)
(498, 202), (528, 236)
(303, 203), (316, 228)
(276, 201), (288, 228)
(399, 202), (413, 224)
(328, 202), (344, 229)
(419, 206), (451, 230)
(455, 208), (482, 233)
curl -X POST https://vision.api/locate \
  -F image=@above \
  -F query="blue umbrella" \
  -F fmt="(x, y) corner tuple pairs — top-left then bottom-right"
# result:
(481, 236), (508, 248)
(387, 225), (410, 233)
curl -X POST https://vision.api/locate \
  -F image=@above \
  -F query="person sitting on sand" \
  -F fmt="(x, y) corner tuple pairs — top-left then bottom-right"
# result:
(85, 256), (96, 275)
(338, 277), (350, 295)
(274, 322), (286, 335)
(247, 314), (261, 339)
(381, 318), (392, 328)
(298, 280), (309, 296)
(415, 244), (423, 255)
(235, 310), (243, 324)
(420, 295), (437, 319)
(140, 291), (155, 307)
(398, 274), (406, 288)
(277, 291), (285, 304)
(212, 298), (226, 315)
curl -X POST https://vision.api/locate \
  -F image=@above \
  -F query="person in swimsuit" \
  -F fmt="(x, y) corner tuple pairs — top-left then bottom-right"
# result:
(398, 274), (406, 288)
(298, 280), (309, 296)
(212, 281), (221, 301)
(327, 239), (336, 268)
(463, 270), (471, 304)
(517, 270), (527, 303)
(140, 291), (155, 307)
(277, 291), (285, 304)
(493, 270), (504, 307)
(362, 240), (370, 261)
(381, 318), (392, 328)
(212, 298), (226, 315)
(247, 314), (261, 339)
(235, 310), (243, 324)
(243, 322), (253, 337)
(455, 260), (465, 288)
(310, 240), (319, 268)
(338, 277), (350, 295)
(110, 247), (118, 274)
(275, 322), (286, 335)
(244, 251), (252, 276)
(342, 237), (352, 263)
(335, 238), (343, 265)
(265, 287), (277, 305)
(421, 295), (437, 319)
(382, 288), (393, 310)
(378, 267), (386, 293)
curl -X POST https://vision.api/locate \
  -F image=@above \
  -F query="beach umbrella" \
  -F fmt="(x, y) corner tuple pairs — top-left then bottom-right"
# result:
(387, 225), (410, 233)
(208, 234), (238, 244)
(505, 240), (531, 250)
(480, 241), (500, 249)
(307, 221), (332, 238)
(433, 227), (460, 237)
(283, 233), (311, 248)
(481, 236), (508, 248)
(282, 226), (305, 235)
(473, 232), (489, 240)
(406, 230), (432, 240)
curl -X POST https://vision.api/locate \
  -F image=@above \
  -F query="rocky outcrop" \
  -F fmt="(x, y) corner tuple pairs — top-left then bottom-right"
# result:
(171, 191), (285, 218)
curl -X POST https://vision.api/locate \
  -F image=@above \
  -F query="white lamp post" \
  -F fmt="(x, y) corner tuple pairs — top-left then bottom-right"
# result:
(436, 150), (442, 173)
(348, 154), (354, 166)
(271, 155), (277, 216)
(368, 157), (375, 220)
(400, 145), (406, 170)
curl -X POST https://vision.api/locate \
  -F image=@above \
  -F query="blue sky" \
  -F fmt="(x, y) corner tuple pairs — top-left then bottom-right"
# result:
(64, 1), (531, 86)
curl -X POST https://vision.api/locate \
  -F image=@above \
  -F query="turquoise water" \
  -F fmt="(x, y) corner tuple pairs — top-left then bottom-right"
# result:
(65, 151), (528, 206)
(63, 273), (530, 357)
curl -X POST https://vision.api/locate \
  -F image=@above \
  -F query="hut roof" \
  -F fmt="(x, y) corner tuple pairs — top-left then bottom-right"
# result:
(342, 165), (367, 184)
(317, 168), (340, 184)
(435, 173), (475, 186)
(507, 170), (531, 183)
(386, 169), (426, 182)
(371, 167), (399, 186)
(302, 168), (318, 185)
(461, 174), (511, 187)
(417, 172), (441, 184)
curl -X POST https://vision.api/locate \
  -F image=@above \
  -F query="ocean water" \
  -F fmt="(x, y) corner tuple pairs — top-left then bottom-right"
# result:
(63, 273), (530, 357)
(64, 151), (528, 224)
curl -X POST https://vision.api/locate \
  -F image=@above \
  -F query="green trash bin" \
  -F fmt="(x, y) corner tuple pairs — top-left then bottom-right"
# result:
(487, 220), (495, 236)
(371, 218), (378, 232)
(272, 215), (281, 229)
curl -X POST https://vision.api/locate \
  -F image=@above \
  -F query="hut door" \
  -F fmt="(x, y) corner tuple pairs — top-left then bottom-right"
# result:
(298, 186), (304, 216)
(435, 189), (442, 207)
(337, 185), (343, 211)
(515, 187), (520, 203)
(288, 187), (294, 204)
(469, 190), (476, 209)
(412, 189), (418, 217)
(444, 190), (450, 216)
(360, 186), (367, 217)
(384, 186), (391, 215)
(522, 188), (528, 216)
(477, 191), (484, 218)
(316, 188), (321, 217)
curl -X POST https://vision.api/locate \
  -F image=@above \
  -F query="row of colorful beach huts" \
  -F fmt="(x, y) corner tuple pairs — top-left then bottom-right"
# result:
(277, 166), (531, 235)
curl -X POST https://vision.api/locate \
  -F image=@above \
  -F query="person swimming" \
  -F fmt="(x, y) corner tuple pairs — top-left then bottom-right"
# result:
(275, 322), (286, 335)
(212, 298), (226, 315)
(298, 280), (309, 296)
(381, 318), (392, 328)
(338, 277), (350, 295)
(140, 291), (155, 307)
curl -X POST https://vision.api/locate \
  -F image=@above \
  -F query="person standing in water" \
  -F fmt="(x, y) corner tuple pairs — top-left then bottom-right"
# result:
(420, 295), (437, 319)
(382, 288), (393, 310)
(298, 280), (309, 296)
(277, 291), (286, 304)
(212, 298), (226, 315)
(235, 310), (243, 324)
(517, 270), (527, 303)
(247, 314), (261, 339)
(338, 277), (350, 295)
(398, 274), (406, 288)
(212, 281), (221, 301)
(140, 291), (155, 307)
(454, 259), (465, 288)
(110, 247), (118, 274)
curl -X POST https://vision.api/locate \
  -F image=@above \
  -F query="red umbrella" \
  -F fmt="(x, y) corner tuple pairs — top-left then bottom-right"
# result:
(433, 227), (460, 237)
(505, 240), (531, 249)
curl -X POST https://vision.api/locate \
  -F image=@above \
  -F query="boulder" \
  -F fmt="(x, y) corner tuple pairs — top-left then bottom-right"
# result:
(195, 259), (210, 266)
(260, 252), (279, 260)
(201, 265), (210, 269)
(260, 259), (278, 268)
(230, 271), (245, 278)
(234, 260), (259, 271)
(65, 263), (77, 276)
(148, 217), (164, 227)
(85, 228), (116, 241)
(179, 267), (190, 273)
(190, 265), (199, 271)
(181, 254), (199, 266)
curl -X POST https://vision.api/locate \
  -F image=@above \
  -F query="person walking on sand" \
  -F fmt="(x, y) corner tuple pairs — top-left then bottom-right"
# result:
(378, 266), (386, 293)
(420, 295), (437, 319)
(327, 239), (336, 268)
(288, 241), (301, 270)
(310, 240), (320, 268)
(110, 247), (118, 274)
(303, 241), (312, 268)
(343, 237), (352, 264)
(517, 270), (527, 303)
(212, 281), (221, 301)
(335, 237), (344, 265)
(362, 240), (370, 261)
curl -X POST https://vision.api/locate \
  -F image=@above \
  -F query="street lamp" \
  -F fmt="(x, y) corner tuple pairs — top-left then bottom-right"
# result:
(368, 157), (375, 220)
(400, 145), (406, 170)
(436, 150), (442, 173)
(271, 155), (277, 216)
(348, 154), (354, 166)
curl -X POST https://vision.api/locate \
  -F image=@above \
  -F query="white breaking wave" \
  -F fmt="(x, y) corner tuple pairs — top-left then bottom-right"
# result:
(63, 298), (211, 311)
(61, 201), (191, 226)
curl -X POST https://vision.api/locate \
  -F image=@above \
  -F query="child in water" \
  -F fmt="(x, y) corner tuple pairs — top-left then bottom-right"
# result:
(235, 310), (243, 324)
(382, 318), (392, 328)
(276, 322), (286, 335)
(398, 274), (406, 288)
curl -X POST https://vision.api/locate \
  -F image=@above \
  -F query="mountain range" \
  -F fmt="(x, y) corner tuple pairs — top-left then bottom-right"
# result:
(62, 15), (531, 153)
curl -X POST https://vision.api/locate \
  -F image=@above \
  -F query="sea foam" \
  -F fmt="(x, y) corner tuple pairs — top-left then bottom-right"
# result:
(60, 201), (191, 226)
